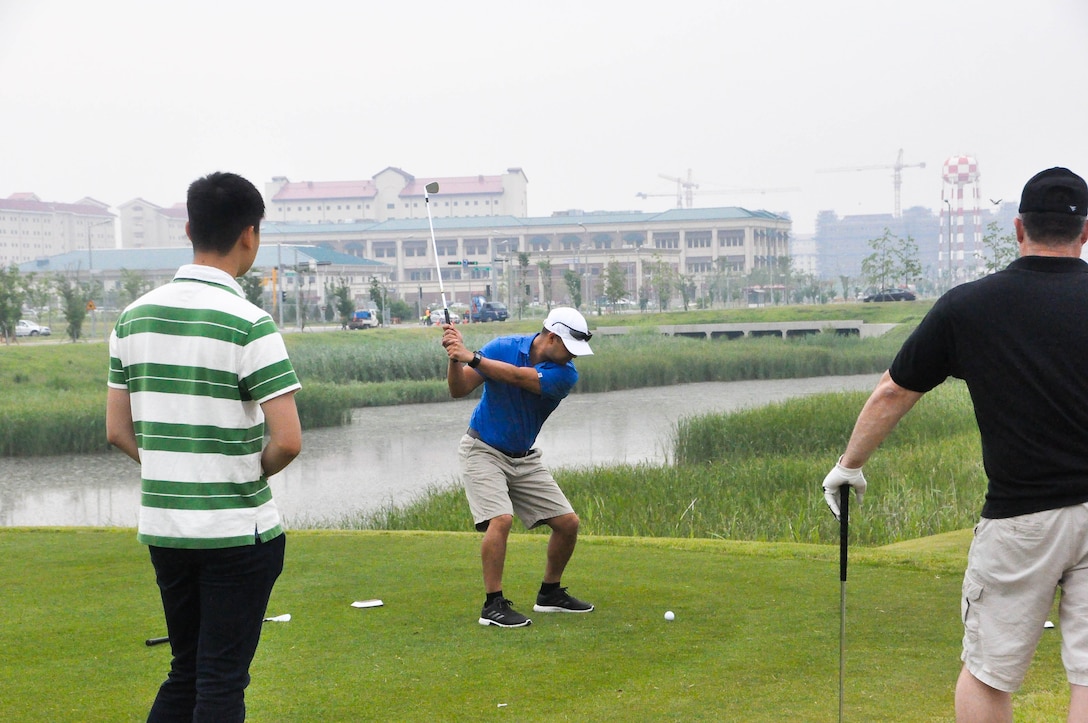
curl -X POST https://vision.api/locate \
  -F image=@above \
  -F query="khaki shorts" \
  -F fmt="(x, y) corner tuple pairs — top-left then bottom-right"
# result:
(458, 434), (575, 532)
(961, 503), (1088, 692)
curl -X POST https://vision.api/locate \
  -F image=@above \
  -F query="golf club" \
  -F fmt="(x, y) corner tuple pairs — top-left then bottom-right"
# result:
(423, 181), (451, 324)
(839, 486), (850, 723)
(144, 614), (291, 646)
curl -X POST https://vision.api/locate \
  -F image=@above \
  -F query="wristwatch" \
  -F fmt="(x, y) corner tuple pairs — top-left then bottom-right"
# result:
(467, 350), (482, 369)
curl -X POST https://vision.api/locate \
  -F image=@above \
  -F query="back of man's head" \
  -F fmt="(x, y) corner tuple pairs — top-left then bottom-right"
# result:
(1019, 167), (1088, 244)
(187, 172), (265, 255)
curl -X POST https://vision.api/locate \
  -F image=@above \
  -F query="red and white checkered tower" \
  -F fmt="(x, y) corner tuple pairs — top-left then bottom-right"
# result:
(941, 156), (982, 285)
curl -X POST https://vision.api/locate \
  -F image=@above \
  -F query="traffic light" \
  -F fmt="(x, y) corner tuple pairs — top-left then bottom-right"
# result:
(485, 285), (491, 298)
(525, 284), (530, 296)
(281, 291), (287, 302)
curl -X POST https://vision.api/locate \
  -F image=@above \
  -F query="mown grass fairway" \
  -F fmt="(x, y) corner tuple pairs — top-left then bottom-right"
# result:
(0, 529), (1070, 721)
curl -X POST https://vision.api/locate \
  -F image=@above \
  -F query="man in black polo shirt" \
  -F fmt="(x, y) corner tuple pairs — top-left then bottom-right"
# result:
(822, 167), (1088, 721)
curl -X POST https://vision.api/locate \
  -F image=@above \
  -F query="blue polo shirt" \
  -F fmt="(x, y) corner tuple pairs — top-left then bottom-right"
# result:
(468, 333), (578, 454)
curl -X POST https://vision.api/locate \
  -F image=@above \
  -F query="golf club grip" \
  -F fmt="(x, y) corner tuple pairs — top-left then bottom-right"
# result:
(839, 487), (849, 582)
(145, 636), (169, 647)
(443, 309), (451, 324)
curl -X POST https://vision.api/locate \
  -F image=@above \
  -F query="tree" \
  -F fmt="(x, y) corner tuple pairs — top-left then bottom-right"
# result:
(839, 275), (851, 302)
(562, 269), (582, 310)
(517, 251), (531, 315)
(22, 272), (54, 323)
(238, 270), (265, 309)
(678, 272), (695, 311)
(649, 257), (675, 311)
(603, 260), (627, 311)
(327, 278), (354, 328)
(861, 228), (921, 292)
(369, 277), (387, 319)
(0, 265), (26, 342)
(892, 236), (923, 289)
(388, 298), (414, 323)
(54, 274), (96, 342)
(536, 259), (553, 311)
(979, 221), (1018, 275)
(117, 268), (153, 310)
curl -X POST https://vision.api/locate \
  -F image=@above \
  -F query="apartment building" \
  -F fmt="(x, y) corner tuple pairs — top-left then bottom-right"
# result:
(116, 198), (188, 249)
(0, 193), (115, 268)
(265, 166), (529, 224)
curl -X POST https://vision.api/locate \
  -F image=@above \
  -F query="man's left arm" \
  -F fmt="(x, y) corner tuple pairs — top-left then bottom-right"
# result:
(260, 391), (301, 477)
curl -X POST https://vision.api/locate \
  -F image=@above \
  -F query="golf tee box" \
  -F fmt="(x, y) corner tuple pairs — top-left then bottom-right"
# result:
(351, 599), (384, 609)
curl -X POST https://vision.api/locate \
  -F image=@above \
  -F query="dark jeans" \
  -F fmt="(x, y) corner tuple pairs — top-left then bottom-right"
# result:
(147, 534), (285, 723)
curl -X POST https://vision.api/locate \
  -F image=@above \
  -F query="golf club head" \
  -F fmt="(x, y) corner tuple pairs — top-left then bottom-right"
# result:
(425, 181), (440, 195)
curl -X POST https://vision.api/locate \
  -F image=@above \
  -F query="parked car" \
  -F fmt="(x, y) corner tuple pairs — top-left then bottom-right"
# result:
(348, 309), (380, 329)
(475, 301), (508, 322)
(15, 319), (51, 337)
(863, 288), (917, 302)
(424, 309), (461, 325)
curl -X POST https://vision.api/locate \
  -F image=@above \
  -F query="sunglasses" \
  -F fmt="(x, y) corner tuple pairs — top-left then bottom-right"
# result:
(552, 321), (592, 342)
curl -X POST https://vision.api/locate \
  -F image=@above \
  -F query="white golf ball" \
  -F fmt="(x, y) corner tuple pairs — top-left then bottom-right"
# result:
(664, 611), (675, 621)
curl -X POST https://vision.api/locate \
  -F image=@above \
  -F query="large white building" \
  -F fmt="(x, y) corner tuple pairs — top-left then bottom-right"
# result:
(260, 206), (792, 311)
(0, 193), (115, 268)
(116, 199), (188, 249)
(265, 166), (529, 224)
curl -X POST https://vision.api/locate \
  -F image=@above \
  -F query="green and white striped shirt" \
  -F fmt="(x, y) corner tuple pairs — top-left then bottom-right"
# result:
(108, 264), (301, 549)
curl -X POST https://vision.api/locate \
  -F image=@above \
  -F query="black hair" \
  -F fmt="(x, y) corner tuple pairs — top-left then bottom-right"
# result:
(1020, 212), (1087, 246)
(186, 172), (265, 254)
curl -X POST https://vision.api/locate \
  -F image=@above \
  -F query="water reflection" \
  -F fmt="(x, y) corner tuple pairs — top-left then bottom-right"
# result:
(0, 375), (880, 527)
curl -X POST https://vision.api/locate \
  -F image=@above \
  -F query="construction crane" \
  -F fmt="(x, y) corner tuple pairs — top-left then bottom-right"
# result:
(636, 168), (799, 208)
(816, 148), (925, 217)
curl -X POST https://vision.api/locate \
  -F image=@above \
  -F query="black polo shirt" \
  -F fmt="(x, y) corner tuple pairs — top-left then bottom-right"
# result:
(890, 255), (1088, 518)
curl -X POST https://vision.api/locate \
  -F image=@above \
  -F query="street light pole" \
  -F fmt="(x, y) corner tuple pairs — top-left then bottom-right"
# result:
(944, 197), (953, 293)
(295, 247), (301, 330)
(86, 217), (113, 281)
(277, 244), (284, 327)
(577, 223), (589, 309)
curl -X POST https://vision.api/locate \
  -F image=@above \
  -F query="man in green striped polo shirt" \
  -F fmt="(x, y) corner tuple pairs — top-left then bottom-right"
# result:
(106, 172), (302, 722)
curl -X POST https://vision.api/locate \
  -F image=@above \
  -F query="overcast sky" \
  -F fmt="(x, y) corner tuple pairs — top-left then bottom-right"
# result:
(2, 0), (1087, 234)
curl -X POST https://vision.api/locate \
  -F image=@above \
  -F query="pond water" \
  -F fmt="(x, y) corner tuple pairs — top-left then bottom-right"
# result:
(0, 374), (881, 527)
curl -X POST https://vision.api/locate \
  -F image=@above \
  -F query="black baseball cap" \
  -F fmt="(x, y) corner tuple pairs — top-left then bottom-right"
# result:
(1019, 167), (1088, 216)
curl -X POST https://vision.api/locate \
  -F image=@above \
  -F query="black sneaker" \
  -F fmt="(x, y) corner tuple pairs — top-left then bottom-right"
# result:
(479, 597), (532, 628)
(533, 587), (594, 613)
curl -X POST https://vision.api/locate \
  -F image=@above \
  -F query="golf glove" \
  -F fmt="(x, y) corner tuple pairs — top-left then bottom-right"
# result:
(822, 458), (866, 519)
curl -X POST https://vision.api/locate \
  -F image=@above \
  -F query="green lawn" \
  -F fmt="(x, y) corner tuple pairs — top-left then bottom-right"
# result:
(0, 528), (1070, 721)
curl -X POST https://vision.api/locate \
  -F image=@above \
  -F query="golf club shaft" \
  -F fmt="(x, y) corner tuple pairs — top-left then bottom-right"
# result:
(839, 487), (849, 723)
(424, 185), (450, 324)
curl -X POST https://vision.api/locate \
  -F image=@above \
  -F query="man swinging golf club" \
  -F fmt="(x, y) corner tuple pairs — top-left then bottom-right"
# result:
(823, 167), (1088, 722)
(442, 307), (595, 627)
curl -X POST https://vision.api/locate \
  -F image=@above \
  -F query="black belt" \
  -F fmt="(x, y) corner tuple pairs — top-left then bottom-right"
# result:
(466, 428), (533, 458)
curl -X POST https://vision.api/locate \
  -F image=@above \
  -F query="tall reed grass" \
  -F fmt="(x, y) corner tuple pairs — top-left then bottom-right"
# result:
(332, 382), (986, 547)
(0, 320), (907, 456)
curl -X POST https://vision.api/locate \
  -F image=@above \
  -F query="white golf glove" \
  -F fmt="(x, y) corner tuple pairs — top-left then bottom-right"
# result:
(822, 458), (866, 519)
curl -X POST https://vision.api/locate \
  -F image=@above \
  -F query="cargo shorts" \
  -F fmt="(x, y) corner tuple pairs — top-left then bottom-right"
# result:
(458, 433), (574, 532)
(961, 503), (1088, 692)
